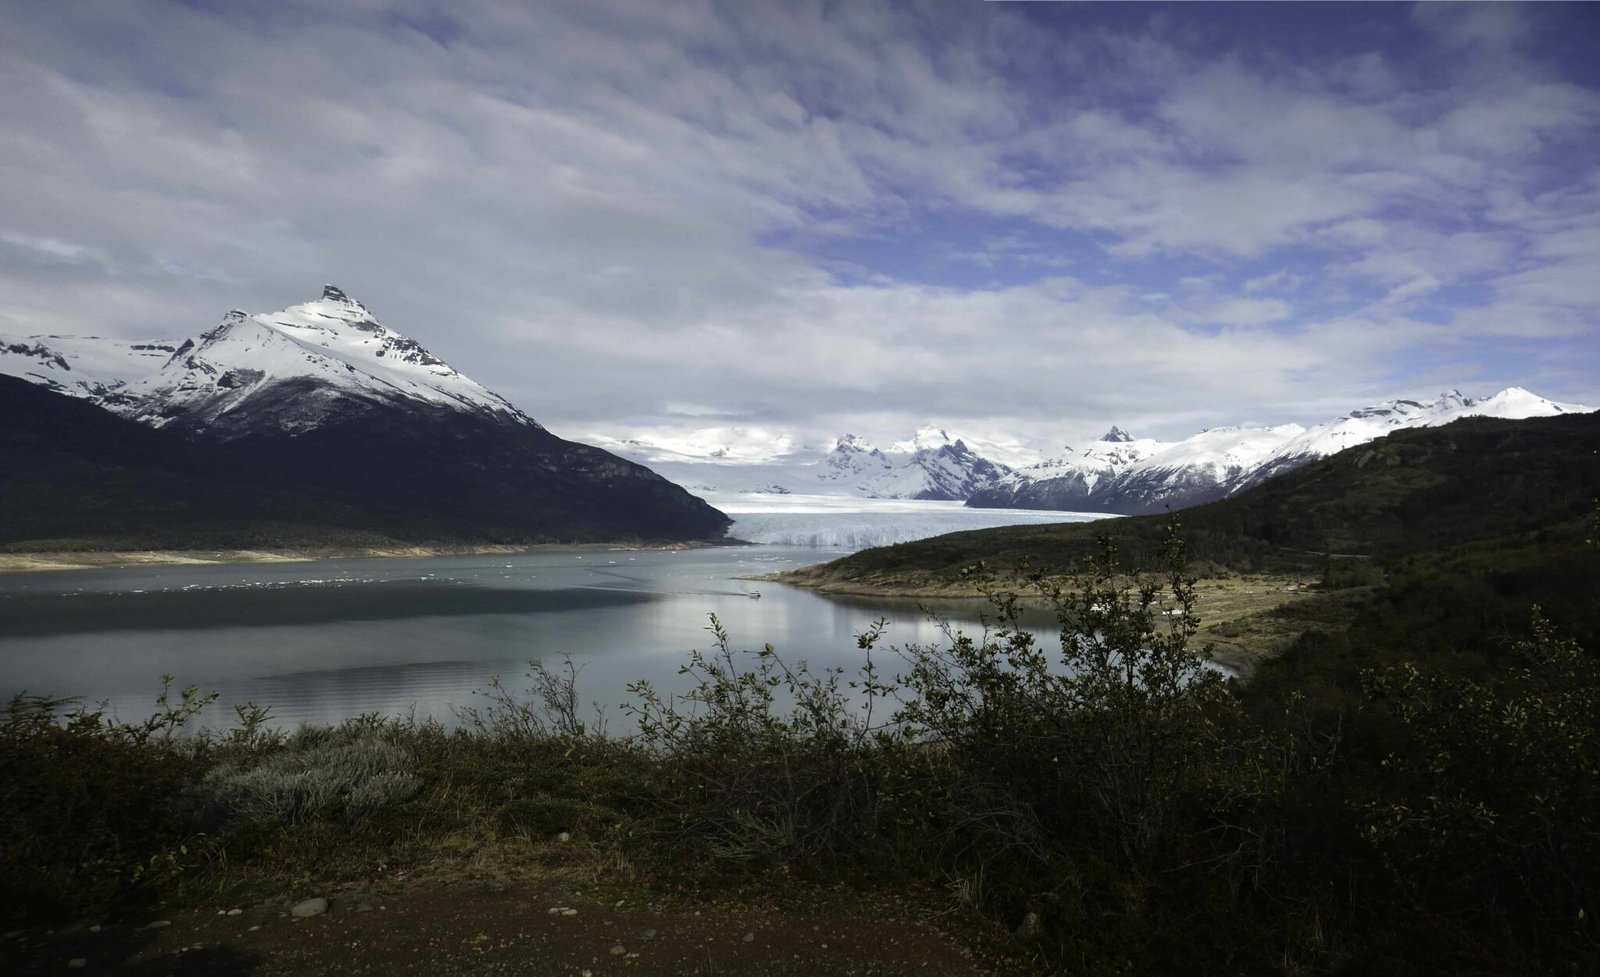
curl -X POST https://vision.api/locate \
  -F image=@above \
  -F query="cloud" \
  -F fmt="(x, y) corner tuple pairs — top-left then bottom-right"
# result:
(0, 0), (1595, 447)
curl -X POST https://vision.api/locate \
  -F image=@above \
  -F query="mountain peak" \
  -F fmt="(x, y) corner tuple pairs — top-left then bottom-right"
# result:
(892, 426), (953, 454)
(321, 284), (355, 304)
(1099, 425), (1133, 442)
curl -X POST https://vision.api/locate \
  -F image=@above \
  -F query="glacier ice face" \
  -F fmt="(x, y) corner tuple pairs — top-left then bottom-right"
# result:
(707, 493), (1109, 550)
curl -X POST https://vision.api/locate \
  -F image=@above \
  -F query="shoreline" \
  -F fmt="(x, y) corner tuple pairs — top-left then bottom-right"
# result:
(0, 540), (725, 574)
(767, 566), (1326, 676)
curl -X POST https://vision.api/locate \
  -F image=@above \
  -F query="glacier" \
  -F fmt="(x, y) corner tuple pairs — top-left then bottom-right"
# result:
(705, 492), (1109, 550)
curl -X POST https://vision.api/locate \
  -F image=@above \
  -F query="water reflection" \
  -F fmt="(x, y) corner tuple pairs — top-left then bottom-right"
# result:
(0, 547), (1005, 731)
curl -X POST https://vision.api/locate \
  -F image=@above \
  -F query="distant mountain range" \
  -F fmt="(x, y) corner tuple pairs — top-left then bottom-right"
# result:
(970, 388), (1591, 514)
(596, 389), (1592, 513)
(5, 286), (1592, 545)
(594, 425), (1022, 501)
(1, 286), (729, 547)
(778, 409), (1600, 599)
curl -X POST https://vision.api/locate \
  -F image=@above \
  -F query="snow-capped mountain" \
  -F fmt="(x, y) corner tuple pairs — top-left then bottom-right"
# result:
(103, 285), (531, 438)
(843, 428), (1012, 500)
(1, 285), (529, 435)
(600, 425), (1016, 501)
(969, 388), (1591, 515)
(2, 286), (729, 543)
(1230, 388), (1582, 491)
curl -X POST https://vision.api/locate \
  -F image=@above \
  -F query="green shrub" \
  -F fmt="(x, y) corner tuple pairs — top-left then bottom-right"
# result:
(1352, 610), (1600, 968)
(0, 684), (213, 926)
(1321, 558), (1382, 588)
(626, 614), (910, 868)
(885, 523), (1277, 970)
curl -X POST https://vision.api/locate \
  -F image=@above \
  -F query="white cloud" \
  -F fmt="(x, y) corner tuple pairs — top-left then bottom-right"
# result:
(0, 0), (1595, 445)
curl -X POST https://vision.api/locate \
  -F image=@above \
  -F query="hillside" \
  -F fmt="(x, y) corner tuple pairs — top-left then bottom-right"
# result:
(0, 375), (395, 551)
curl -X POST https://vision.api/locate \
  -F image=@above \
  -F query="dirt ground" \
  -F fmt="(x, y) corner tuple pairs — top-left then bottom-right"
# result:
(2, 881), (1028, 977)
(1187, 574), (1322, 673)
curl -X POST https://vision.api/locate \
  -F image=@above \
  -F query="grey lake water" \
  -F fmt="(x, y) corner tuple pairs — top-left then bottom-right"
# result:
(0, 544), (1029, 733)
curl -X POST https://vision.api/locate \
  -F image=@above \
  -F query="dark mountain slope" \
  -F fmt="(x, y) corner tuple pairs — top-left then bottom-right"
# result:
(0, 375), (728, 549)
(0, 375), (399, 549)
(181, 380), (733, 544)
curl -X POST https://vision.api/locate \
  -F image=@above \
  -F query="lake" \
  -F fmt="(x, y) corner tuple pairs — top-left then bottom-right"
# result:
(0, 499), (1107, 732)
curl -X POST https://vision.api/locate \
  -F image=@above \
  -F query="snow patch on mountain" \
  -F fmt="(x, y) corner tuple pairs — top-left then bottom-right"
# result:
(0, 336), (177, 399)
(1252, 388), (1574, 468)
(587, 426), (798, 465)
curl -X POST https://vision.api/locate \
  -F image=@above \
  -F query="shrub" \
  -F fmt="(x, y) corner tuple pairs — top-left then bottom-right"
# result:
(456, 655), (603, 740)
(194, 724), (421, 828)
(625, 614), (910, 868)
(1322, 558), (1383, 589)
(886, 522), (1268, 969)
(0, 684), (213, 925)
(1353, 609), (1600, 968)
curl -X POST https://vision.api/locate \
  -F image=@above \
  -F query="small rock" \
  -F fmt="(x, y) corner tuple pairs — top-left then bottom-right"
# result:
(68, 960), (86, 969)
(742, 931), (755, 943)
(555, 831), (571, 842)
(88, 925), (102, 933)
(638, 928), (657, 941)
(248, 926), (261, 932)
(355, 903), (374, 913)
(290, 898), (329, 919)
(609, 945), (626, 956)
(561, 908), (578, 917)
(226, 909), (242, 917)
(1014, 911), (1041, 940)
(146, 920), (172, 930)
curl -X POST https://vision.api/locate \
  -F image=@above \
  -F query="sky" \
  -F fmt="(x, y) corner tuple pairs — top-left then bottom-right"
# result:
(2, 0), (1598, 454)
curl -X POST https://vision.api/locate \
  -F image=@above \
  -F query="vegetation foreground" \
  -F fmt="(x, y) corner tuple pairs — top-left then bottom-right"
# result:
(3, 514), (1597, 977)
